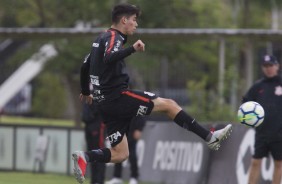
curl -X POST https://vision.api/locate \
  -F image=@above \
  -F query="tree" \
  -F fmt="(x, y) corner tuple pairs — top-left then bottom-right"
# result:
(32, 72), (67, 118)
(0, 0), (277, 124)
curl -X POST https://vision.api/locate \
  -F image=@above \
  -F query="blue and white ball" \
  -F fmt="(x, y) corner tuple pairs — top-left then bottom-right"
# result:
(237, 101), (265, 127)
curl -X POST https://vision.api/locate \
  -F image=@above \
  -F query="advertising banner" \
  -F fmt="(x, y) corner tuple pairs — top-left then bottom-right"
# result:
(207, 124), (277, 184)
(139, 122), (211, 184)
(0, 123), (279, 184)
(139, 123), (277, 184)
(0, 127), (14, 169)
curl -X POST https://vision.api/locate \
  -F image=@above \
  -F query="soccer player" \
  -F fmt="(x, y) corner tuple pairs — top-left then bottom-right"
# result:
(243, 55), (282, 184)
(73, 3), (232, 184)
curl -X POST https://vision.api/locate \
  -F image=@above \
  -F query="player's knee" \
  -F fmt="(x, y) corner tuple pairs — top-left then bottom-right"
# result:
(119, 151), (129, 162)
(166, 99), (181, 113)
(164, 98), (178, 108)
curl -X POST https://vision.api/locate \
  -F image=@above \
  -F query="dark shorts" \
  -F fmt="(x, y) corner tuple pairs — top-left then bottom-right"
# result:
(98, 90), (157, 147)
(253, 137), (282, 160)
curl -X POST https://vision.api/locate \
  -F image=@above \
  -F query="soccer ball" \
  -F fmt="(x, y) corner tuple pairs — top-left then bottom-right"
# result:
(237, 101), (265, 127)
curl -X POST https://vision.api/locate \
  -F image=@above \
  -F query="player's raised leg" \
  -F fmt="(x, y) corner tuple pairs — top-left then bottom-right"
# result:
(152, 97), (232, 150)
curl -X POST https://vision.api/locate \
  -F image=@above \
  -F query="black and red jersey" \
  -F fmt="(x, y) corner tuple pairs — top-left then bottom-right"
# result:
(80, 28), (136, 103)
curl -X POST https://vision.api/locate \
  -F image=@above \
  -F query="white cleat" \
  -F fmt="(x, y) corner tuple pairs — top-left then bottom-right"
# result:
(105, 178), (123, 184)
(207, 124), (232, 150)
(72, 151), (87, 184)
(129, 178), (138, 184)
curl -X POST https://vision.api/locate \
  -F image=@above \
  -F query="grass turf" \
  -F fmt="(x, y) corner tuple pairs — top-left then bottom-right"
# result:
(0, 171), (155, 184)
(0, 115), (75, 127)
(0, 171), (83, 184)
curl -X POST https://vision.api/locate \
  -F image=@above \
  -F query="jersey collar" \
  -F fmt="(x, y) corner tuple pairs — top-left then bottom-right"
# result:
(108, 28), (128, 44)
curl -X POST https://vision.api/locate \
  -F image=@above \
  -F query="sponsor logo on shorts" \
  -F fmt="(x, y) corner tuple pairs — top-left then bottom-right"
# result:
(107, 131), (122, 144)
(90, 75), (100, 86)
(93, 95), (105, 102)
(137, 105), (148, 116)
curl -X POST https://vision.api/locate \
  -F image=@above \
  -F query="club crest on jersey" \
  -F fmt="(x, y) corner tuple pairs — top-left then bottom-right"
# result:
(137, 105), (148, 116)
(107, 131), (122, 144)
(275, 86), (282, 96)
(92, 42), (99, 47)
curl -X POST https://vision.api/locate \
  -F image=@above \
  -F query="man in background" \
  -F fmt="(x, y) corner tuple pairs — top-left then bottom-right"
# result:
(82, 96), (106, 184)
(243, 55), (282, 184)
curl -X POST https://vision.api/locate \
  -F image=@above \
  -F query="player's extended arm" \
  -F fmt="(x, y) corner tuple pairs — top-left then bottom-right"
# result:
(103, 32), (139, 64)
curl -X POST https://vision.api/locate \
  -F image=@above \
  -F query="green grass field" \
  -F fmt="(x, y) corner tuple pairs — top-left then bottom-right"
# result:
(0, 117), (155, 184)
(0, 115), (75, 127)
(0, 171), (83, 184)
(0, 172), (154, 184)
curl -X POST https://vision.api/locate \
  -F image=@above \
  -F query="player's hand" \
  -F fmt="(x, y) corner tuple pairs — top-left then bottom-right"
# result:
(133, 40), (145, 52)
(79, 93), (93, 104)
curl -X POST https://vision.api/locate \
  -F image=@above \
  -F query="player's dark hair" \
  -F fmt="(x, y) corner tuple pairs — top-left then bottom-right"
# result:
(111, 3), (140, 24)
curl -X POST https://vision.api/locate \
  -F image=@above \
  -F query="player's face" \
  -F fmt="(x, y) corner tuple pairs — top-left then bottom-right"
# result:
(123, 15), (138, 35)
(262, 64), (279, 78)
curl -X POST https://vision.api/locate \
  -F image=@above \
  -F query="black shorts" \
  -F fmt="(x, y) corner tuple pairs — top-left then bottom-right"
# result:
(98, 90), (157, 147)
(253, 137), (282, 160)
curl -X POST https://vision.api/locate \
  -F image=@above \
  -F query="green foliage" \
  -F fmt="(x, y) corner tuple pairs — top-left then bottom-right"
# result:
(136, 0), (232, 28)
(5, 41), (45, 67)
(0, 0), (116, 27)
(128, 39), (220, 89)
(0, 0), (276, 120)
(0, 0), (274, 29)
(32, 72), (67, 118)
(186, 77), (236, 122)
(127, 52), (161, 90)
(45, 38), (91, 75)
